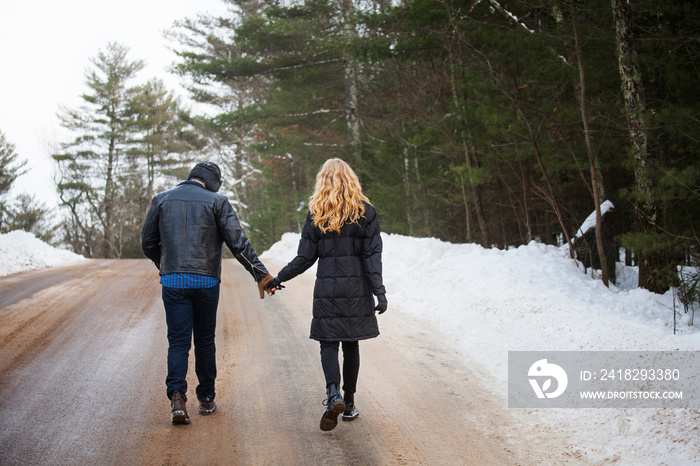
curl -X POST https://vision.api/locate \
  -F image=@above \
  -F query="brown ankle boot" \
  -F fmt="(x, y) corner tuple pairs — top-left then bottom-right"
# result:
(171, 390), (190, 425)
(199, 400), (217, 415)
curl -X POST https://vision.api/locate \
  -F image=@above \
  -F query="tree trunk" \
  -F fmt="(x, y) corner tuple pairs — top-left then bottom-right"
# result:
(520, 161), (532, 243)
(611, 0), (659, 291)
(103, 123), (116, 259)
(458, 172), (473, 243)
(342, 0), (361, 160)
(448, 58), (490, 247)
(572, 7), (609, 286)
(402, 147), (416, 236)
(146, 139), (155, 203)
(519, 109), (575, 258)
(467, 138), (490, 247)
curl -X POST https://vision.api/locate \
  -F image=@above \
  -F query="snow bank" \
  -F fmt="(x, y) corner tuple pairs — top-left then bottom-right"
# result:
(260, 232), (316, 272)
(383, 235), (698, 363)
(263, 232), (700, 464)
(264, 232), (698, 360)
(0, 230), (85, 277)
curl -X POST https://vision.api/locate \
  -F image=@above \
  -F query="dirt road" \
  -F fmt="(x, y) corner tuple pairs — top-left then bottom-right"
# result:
(0, 259), (582, 465)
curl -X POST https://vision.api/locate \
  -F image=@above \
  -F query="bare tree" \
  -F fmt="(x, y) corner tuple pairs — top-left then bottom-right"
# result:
(572, 4), (610, 286)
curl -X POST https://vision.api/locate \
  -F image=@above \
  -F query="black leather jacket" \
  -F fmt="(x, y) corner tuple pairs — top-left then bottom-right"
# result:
(140, 181), (268, 282)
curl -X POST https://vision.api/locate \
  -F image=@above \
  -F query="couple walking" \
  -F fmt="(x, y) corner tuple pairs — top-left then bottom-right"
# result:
(141, 158), (387, 432)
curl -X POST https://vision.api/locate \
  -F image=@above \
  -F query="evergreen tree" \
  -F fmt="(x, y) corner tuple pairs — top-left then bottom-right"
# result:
(54, 43), (145, 258)
(128, 78), (202, 201)
(169, 0), (700, 294)
(172, 0), (355, 249)
(169, 3), (275, 246)
(54, 43), (200, 258)
(0, 130), (27, 231)
(2, 194), (55, 243)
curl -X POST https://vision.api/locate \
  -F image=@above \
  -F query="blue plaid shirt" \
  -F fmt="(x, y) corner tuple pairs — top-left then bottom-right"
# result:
(160, 273), (220, 289)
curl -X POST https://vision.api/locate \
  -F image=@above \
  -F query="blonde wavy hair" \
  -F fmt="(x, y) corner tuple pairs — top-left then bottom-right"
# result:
(309, 158), (371, 234)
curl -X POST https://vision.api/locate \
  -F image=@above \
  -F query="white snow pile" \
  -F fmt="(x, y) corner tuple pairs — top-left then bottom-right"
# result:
(0, 230), (85, 277)
(263, 232), (700, 464)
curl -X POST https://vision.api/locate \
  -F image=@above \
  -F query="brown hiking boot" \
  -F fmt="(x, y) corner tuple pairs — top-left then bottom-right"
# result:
(199, 400), (217, 415)
(171, 390), (190, 425)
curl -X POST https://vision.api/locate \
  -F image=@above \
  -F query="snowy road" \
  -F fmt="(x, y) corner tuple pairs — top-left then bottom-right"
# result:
(0, 259), (580, 465)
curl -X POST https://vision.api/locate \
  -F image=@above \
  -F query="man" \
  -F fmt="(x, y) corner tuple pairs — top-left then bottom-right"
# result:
(141, 161), (275, 425)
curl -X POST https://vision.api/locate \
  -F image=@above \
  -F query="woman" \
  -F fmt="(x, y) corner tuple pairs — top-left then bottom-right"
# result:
(266, 158), (387, 431)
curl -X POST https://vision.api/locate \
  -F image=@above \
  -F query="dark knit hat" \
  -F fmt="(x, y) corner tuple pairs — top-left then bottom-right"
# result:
(188, 161), (222, 192)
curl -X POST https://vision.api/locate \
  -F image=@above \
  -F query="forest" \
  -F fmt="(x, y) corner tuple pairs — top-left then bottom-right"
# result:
(1, 0), (698, 296)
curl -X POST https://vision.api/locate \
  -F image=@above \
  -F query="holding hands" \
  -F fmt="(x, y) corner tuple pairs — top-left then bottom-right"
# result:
(266, 276), (284, 292)
(260, 273), (386, 316)
(258, 274), (284, 299)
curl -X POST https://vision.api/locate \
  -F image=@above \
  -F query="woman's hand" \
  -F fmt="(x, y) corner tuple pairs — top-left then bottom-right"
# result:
(374, 294), (388, 314)
(265, 276), (285, 293)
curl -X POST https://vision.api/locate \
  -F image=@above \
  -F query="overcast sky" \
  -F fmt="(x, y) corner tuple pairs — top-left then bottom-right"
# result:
(0, 0), (230, 206)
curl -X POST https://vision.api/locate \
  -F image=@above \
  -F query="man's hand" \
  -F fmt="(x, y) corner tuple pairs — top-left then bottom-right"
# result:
(258, 274), (276, 299)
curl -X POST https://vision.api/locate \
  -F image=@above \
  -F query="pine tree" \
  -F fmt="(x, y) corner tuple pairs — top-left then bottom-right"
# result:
(0, 130), (27, 230)
(171, 0), (356, 248)
(127, 78), (203, 201)
(53, 43), (144, 257)
(168, 0), (700, 297)
(2, 194), (55, 243)
(53, 43), (198, 258)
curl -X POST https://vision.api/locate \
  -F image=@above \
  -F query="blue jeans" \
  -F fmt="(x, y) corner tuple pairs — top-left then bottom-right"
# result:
(162, 285), (220, 402)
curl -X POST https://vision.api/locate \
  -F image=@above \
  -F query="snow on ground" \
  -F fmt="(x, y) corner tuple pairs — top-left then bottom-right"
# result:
(0, 230), (85, 277)
(3, 229), (698, 464)
(263, 232), (700, 465)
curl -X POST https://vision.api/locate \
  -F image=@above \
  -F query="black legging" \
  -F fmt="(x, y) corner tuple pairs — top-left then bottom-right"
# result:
(319, 341), (360, 394)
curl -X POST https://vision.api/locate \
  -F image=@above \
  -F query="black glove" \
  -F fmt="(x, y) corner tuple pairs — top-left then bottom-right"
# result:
(374, 294), (388, 314)
(266, 276), (285, 291)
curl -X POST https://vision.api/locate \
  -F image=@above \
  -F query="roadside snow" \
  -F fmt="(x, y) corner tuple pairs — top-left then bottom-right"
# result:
(0, 230), (85, 277)
(262, 232), (700, 465)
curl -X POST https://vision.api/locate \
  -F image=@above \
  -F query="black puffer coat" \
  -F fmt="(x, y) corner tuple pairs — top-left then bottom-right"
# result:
(278, 203), (386, 341)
